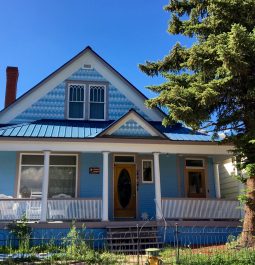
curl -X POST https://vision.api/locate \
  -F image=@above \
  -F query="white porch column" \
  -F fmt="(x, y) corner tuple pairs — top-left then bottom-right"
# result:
(102, 151), (110, 221)
(154, 152), (162, 220)
(214, 163), (221, 199)
(40, 150), (50, 222)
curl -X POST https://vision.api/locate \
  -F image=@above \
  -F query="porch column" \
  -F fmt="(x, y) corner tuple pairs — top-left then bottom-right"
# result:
(154, 152), (162, 220)
(102, 151), (110, 221)
(40, 150), (50, 222)
(214, 163), (221, 199)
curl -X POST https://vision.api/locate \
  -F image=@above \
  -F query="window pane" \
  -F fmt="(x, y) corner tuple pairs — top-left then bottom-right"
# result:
(21, 155), (44, 165)
(50, 156), (76, 166)
(69, 85), (84, 101)
(143, 161), (153, 182)
(90, 86), (104, 102)
(20, 166), (43, 198)
(69, 102), (84, 118)
(90, 103), (104, 119)
(186, 159), (203, 167)
(115, 156), (134, 163)
(48, 167), (76, 198)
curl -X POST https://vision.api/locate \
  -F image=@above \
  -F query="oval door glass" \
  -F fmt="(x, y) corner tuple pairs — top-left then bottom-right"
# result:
(118, 169), (132, 208)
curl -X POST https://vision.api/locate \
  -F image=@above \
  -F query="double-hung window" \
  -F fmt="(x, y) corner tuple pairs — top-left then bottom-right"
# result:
(18, 154), (77, 198)
(89, 85), (106, 120)
(68, 84), (85, 119)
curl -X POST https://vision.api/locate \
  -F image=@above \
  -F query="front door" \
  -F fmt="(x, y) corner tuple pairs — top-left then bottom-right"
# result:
(114, 164), (136, 218)
(186, 169), (206, 198)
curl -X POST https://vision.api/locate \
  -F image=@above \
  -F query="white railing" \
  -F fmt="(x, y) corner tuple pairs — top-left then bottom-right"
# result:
(0, 198), (102, 221)
(47, 198), (102, 220)
(162, 198), (242, 220)
(0, 199), (41, 221)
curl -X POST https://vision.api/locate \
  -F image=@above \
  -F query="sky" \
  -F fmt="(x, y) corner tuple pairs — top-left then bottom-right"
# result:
(0, 0), (194, 111)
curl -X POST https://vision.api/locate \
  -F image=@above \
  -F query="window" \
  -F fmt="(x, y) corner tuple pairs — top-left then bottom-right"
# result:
(142, 160), (153, 183)
(185, 159), (204, 168)
(19, 154), (44, 198)
(19, 154), (77, 198)
(114, 155), (135, 163)
(68, 84), (85, 119)
(89, 85), (105, 120)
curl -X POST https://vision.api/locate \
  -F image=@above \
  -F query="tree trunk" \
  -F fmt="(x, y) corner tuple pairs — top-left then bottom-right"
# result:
(239, 176), (255, 247)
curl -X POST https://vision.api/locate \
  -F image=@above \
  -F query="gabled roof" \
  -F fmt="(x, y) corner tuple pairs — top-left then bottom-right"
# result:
(98, 109), (166, 138)
(0, 46), (165, 124)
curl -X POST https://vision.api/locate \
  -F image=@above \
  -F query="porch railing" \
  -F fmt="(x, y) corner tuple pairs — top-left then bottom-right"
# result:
(47, 198), (102, 220)
(162, 198), (242, 220)
(0, 198), (102, 221)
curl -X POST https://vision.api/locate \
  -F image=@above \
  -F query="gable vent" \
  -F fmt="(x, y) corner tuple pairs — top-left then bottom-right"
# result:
(82, 64), (92, 69)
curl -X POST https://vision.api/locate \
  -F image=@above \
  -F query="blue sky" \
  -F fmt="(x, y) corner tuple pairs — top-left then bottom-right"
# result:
(0, 0), (193, 110)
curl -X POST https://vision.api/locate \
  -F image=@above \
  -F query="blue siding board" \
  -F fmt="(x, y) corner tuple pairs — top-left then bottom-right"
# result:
(138, 183), (155, 219)
(0, 152), (17, 196)
(79, 153), (103, 198)
(208, 158), (216, 198)
(160, 154), (179, 198)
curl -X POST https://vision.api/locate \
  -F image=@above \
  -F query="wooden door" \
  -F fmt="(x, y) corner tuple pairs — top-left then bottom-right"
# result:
(114, 164), (136, 218)
(186, 169), (206, 198)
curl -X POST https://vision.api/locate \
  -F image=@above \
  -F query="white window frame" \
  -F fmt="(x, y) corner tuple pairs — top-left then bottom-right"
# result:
(18, 153), (79, 198)
(185, 158), (205, 169)
(142, 159), (154, 183)
(114, 154), (136, 164)
(88, 84), (106, 121)
(67, 83), (86, 120)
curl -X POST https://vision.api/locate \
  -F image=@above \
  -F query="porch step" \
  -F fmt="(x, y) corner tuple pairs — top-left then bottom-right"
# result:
(106, 224), (162, 254)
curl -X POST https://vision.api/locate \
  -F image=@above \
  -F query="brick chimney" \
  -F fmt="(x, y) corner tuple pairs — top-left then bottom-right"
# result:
(5, 66), (18, 108)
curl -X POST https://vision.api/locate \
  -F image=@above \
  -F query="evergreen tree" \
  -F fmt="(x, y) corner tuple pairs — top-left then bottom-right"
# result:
(139, 0), (255, 246)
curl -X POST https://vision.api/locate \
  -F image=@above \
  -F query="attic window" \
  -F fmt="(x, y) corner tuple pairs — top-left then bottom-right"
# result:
(89, 85), (106, 120)
(68, 84), (85, 119)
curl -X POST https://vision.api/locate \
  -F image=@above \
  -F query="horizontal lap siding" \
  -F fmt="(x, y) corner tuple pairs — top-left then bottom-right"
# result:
(0, 152), (17, 196)
(219, 159), (239, 199)
(208, 158), (216, 198)
(160, 154), (179, 198)
(79, 153), (103, 198)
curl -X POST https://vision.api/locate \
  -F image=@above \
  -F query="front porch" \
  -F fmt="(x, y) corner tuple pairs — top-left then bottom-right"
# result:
(0, 139), (242, 224)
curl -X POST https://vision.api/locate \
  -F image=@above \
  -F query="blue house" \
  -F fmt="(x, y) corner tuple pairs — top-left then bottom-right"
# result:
(0, 47), (242, 245)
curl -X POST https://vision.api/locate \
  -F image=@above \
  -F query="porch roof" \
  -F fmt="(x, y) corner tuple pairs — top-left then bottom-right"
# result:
(0, 118), (214, 142)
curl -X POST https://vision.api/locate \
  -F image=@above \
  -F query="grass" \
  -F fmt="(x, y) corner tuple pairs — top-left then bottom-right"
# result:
(160, 246), (255, 265)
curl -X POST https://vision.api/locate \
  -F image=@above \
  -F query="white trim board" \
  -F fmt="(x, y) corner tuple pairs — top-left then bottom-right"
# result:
(0, 140), (232, 155)
(0, 48), (164, 123)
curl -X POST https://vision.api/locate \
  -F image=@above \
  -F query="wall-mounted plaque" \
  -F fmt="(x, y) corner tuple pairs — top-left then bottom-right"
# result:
(89, 167), (100, 174)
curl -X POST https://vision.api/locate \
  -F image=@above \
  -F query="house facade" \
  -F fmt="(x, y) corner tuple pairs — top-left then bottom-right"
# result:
(0, 47), (242, 229)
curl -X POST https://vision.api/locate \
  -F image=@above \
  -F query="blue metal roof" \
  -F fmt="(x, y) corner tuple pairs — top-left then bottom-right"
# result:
(0, 119), (214, 142)
(0, 120), (113, 138)
(149, 121), (214, 141)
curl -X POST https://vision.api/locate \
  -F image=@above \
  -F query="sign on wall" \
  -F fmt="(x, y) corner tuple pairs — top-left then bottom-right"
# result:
(89, 167), (100, 174)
